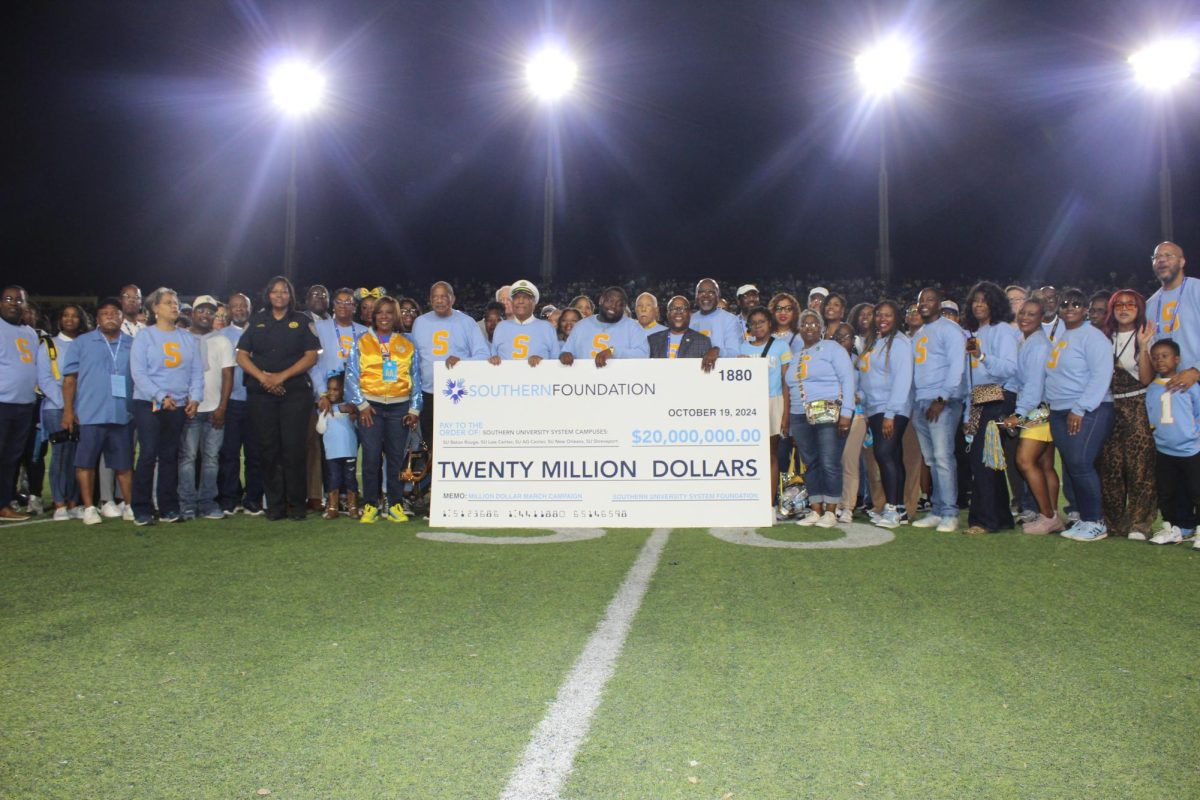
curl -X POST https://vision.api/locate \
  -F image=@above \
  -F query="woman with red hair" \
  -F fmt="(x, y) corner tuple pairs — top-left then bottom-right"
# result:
(1099, 289), (1157, 539)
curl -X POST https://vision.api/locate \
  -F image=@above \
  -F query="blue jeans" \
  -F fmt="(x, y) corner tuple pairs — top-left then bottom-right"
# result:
(358, 401), (411, 507)
(131, 400), (187, 518)
(178, 411), (225, 517)
(323, 457), (359, 493)
(790, 413), (843, 505)
(913, 398), (963, 519)
(1049, 404), (1114, 523)
(42, 407), (79, 506)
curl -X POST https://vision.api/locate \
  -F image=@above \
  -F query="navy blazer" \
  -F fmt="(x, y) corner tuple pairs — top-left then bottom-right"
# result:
(647, 328), (715, 359)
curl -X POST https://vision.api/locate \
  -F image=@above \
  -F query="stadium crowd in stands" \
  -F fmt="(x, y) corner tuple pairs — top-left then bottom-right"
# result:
(1, 239), (1196, 547)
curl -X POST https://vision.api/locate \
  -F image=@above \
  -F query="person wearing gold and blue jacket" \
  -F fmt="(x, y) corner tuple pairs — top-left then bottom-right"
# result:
(345, 295), (422, 524)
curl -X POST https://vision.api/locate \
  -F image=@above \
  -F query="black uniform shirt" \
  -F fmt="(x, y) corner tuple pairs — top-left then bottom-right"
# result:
(237, 309), (320, 393)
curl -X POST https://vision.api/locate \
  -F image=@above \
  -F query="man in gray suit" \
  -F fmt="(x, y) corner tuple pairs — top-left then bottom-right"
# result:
(647, 296), (720, 372)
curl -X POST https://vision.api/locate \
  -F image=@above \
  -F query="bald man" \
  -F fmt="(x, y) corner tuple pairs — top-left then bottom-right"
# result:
(1149, 241), (1200, 392)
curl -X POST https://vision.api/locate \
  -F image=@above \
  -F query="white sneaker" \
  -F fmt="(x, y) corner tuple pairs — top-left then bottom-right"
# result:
(874, 504), (902, 529)
(69, 506), (84, 519)
(835, 508), (854, 525)
(1149, 523), (1184, 545)
(911, 514), (943, 528)
(52, 507), (70, 521)
(1193, 538), (1200, 550)
(1128, 531), (1147, 541)
(27, 497), (44, 515)
(122, 505), (135, 522)
(936, 517), (959, 533)
(82, 506), (103, 526)
(816, 511), (838, 528)
(795, 510), (822, 527)
(100, 501), (122, 518)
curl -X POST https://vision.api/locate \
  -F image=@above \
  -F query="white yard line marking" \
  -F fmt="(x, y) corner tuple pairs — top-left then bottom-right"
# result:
(499, 528), (671, 800)
(0, 517), (57, 530)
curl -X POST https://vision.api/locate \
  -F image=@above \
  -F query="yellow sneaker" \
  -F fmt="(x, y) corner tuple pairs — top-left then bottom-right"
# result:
(386, 503), (409, 523)
(360, 503), (380, 524)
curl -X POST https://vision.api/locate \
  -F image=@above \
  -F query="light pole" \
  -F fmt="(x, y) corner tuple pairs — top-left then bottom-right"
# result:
(526, 46), (577, 287)
(269, 59), (326, 284)
(1129, 38), (1198, 242)
(855, 38), (913, 288)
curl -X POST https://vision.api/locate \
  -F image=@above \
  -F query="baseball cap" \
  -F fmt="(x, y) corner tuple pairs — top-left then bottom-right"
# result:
(809, 286), (829, 298)
(540, 304), (558, 318)
(736, 284), (759, 297)
(510, 279), (540, 305)
(192, 294), (220, 309)
(941, 300), (959, 314)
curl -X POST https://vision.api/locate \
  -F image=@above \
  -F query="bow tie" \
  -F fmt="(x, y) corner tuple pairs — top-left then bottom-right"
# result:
(358, 287), (382, 300)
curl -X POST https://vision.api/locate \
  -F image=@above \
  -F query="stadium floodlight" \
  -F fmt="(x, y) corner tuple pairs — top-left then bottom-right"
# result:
(526, 45), (578, 285)
(1130, 38), (1197, 240)
(269, 59), (326, 115)
(1129, 38), (1199, 91)
(526, 46), (578, 102)
(855, 37), (914, 96)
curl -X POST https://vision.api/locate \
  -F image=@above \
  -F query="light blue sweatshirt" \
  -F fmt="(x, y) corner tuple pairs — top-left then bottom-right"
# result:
(785, 340), (856, 420)
(310, 319), (368, 398)
(1012, 330), (1052, 418)
(1149, 277), (1200, 375)
(0, 318), (38, 404)
(491, 318), (561, 361)
(130, 326), (204, 404)
(1043, 323), (1113, 415)
(961, 322), (1020, 421)
(912, 316), (967, 401)
(692, 307), (743, 357)
(1146, 379), (1200, 457)
(411, 309), (491, 394)
(563, 315), (650, 360)
(859, 332), (914, 419)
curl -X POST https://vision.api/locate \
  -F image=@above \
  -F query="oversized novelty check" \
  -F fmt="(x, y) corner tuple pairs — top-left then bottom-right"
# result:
(430, 359), (772, 528)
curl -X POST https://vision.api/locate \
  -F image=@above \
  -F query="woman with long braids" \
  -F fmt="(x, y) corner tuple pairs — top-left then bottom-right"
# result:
(859, 299), (914, 529)
(1098, 290), (1156, 539)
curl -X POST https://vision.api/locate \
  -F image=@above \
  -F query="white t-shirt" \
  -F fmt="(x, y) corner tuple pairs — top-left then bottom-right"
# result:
(1113, 330), (1138, 380)
(198, 331), (236, 412)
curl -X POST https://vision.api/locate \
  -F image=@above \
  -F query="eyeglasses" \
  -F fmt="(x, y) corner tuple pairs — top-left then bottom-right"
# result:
(333, 299), (357, 306)
(832, 333), (853, 341)
(1061, 300), (1086, 309)
(774, 304), (796, 313)
(1112, 301), (1137, 310)
(1, 295), (26, 305)
(398, 308), (418, 315)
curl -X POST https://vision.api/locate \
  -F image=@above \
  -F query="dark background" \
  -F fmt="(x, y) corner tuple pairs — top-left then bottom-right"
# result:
(4, 0), (1198, 296)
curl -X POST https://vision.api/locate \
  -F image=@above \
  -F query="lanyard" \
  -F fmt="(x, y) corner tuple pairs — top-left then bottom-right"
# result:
(106, 336), (123, 373)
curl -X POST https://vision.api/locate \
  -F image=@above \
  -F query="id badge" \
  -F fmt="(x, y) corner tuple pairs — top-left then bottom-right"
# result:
(110, 375), (127, 398)
(382, 359), (398, 382)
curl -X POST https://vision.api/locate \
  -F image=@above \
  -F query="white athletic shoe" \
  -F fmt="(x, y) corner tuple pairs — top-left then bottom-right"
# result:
(1149, 523), (1184, 545)
(936, 517), (959, 533)
(69, 506), (84, 519)
(52, 507), (70, 521)
(100, 501), (122, 518)
(816, 511), (838, 528)
(911, 514), (943, 529)
(27, 496), (44, 515)
(82, 506), (103, 526)
(1128, 531), (1147, 542)
(122, 505), (135, 522)
(835, 508), (854, 525)
(795, 510), (822, 527)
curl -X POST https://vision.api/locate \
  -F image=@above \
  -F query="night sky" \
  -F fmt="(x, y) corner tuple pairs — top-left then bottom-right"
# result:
(5, 0), (1199, 297)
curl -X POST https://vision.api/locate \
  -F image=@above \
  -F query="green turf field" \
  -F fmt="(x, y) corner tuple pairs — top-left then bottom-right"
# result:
(2, 514), (1197, 799)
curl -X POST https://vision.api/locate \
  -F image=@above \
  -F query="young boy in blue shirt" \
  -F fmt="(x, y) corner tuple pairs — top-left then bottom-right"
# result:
(1145, 339), (1200, 548)
(315, 373), (360, 519)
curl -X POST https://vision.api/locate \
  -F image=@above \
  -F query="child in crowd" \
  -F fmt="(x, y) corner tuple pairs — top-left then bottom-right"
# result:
(1145, 339), (1200, 548)
(315, 373), (359, 519)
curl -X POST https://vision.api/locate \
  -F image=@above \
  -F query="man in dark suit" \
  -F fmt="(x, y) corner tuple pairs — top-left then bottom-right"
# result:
(647, 296), (720, 372)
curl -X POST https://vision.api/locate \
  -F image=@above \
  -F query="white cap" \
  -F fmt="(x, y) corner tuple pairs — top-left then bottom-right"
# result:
(941, 300), (959, 313)
(809, 286), (829, 298)
(510, 279), (540, 305)
(736, 284), (759, 297)
(192, 295), (220, 309)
